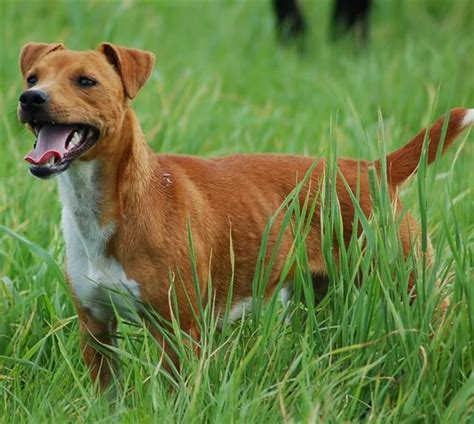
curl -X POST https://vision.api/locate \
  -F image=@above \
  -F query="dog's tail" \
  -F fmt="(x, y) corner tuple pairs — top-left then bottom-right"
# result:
(376, 108), (473, 187)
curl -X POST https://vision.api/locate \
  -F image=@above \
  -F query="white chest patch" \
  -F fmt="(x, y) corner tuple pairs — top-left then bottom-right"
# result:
(58, 161), (141, 323)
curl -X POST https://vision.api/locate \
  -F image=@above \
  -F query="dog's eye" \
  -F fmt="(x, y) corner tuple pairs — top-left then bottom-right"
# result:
(77, 76), (98, 87)
(26, 75), (38, 86)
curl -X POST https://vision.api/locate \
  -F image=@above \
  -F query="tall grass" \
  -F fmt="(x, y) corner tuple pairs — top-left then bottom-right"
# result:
(1, 0), (473, 422)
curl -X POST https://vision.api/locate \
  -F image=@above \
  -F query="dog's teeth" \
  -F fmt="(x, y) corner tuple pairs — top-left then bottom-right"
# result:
(48, 157), (55, 166)
(69, 131), (81, 148)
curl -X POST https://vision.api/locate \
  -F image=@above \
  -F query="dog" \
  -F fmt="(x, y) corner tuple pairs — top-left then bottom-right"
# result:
(18, 42), (473, 389)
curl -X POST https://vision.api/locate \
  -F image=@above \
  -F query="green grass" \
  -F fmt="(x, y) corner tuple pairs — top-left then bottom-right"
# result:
(1, 0), (473, 422)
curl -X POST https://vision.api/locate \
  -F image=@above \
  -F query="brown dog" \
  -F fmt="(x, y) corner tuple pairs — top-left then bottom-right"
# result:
(18, 42), (473, 389)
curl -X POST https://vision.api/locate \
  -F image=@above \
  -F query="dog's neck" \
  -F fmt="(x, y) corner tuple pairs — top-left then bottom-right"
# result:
(58, 108), (156, 229)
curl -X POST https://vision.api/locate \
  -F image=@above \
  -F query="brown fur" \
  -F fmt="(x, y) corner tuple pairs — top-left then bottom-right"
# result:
(19, 43), (472, 389)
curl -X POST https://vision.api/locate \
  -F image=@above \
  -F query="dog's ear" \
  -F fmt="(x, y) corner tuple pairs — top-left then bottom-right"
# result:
(98, 43), (155, 100)
(19, 43), (64, 76)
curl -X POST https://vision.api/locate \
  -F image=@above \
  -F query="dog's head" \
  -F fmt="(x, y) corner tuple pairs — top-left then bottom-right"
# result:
(18, 42), (155, 178)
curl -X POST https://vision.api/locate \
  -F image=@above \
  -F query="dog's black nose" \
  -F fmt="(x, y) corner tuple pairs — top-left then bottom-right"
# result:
(19, 90), (49, 108)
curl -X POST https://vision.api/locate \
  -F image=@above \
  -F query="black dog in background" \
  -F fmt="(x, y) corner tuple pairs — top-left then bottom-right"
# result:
(273, 0), (372, 45)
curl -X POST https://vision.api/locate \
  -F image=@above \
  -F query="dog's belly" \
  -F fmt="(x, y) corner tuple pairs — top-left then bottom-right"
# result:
(217, 284), (294, 327)
(59, 161), (141, 322)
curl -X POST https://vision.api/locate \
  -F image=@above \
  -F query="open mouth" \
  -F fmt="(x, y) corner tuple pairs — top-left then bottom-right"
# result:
(24, 123), (100, 178)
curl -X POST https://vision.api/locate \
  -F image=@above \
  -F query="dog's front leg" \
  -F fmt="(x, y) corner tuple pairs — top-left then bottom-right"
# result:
(77, 307), (117, 390)
(145, 318), (201, 376)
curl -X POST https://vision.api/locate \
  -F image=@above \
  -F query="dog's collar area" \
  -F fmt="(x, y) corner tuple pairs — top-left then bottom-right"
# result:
(24, 123), (99, 178)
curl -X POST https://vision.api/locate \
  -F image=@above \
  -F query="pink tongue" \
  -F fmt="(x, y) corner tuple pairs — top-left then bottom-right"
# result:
(24, 124), (76, 165)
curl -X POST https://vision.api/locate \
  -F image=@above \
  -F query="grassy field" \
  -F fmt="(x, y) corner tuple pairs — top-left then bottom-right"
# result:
(1, 0), (473, 422)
